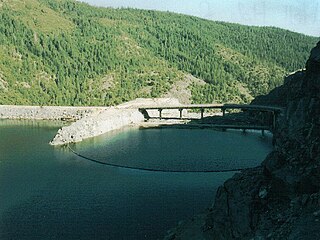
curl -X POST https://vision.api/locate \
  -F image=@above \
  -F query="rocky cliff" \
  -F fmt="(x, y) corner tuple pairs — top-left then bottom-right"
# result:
(167, 42), (320, 239)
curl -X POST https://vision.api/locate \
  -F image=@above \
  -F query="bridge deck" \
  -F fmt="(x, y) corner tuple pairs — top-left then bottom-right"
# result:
(138, 103), (283, 131)
(139, 104), (283, 113)
(150, 124), (271, 135)
(188, 124), (271, 131)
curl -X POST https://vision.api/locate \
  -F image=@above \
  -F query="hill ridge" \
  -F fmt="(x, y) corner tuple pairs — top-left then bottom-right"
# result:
(0, 0), (318, 106)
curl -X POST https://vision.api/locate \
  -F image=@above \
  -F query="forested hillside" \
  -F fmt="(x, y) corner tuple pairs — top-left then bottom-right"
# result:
(0, 0), (317, 106)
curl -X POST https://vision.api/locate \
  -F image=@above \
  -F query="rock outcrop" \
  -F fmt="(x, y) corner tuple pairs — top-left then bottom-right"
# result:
(166, 42), (320, 239)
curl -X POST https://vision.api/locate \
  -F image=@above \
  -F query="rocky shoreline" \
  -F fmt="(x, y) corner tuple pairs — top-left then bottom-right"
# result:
(0, 98), (183, 145)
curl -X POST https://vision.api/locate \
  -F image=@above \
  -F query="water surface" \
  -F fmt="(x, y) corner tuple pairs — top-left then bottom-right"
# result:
(73, 126), (273, 172)
(0, 120), (272, 240)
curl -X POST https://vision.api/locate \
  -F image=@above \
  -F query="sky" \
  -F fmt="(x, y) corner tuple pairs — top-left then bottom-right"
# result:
(79, 0), (320, 37)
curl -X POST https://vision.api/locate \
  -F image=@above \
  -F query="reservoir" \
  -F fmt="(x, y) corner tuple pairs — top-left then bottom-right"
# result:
(0, 120), (272, 239)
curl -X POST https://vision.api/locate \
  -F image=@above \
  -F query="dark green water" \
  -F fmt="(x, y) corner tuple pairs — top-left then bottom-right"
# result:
(0, 120), (272, 240)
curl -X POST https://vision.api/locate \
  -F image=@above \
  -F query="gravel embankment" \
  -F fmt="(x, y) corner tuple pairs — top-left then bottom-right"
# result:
(50, 98), (181, 145)
(0, 105), (107, 120)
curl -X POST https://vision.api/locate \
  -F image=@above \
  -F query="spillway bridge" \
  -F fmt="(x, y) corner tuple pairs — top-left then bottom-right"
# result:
(138, 104), (284, 133)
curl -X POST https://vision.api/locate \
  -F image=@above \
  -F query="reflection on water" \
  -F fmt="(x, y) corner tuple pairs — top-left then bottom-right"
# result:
(0, 120), (272, 240)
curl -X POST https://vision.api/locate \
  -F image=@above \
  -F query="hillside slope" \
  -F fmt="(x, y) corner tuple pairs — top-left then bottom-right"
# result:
(0, 0), (317, 106)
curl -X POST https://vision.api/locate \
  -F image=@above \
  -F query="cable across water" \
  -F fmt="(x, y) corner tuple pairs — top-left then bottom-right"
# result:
(68, 144), (257, 173)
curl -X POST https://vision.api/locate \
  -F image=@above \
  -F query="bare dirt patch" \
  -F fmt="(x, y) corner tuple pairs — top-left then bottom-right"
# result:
(162, 74), (206, 104)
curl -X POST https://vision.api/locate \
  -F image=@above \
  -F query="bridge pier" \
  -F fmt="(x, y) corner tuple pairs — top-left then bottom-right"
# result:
(179, 108), (183, 119)
(158, 109), (163, 119)
(200, 109), (205, 120)
(272, 112), (277, 130)
(261, 113), (265, 125)
(222, 108), (226, 117)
